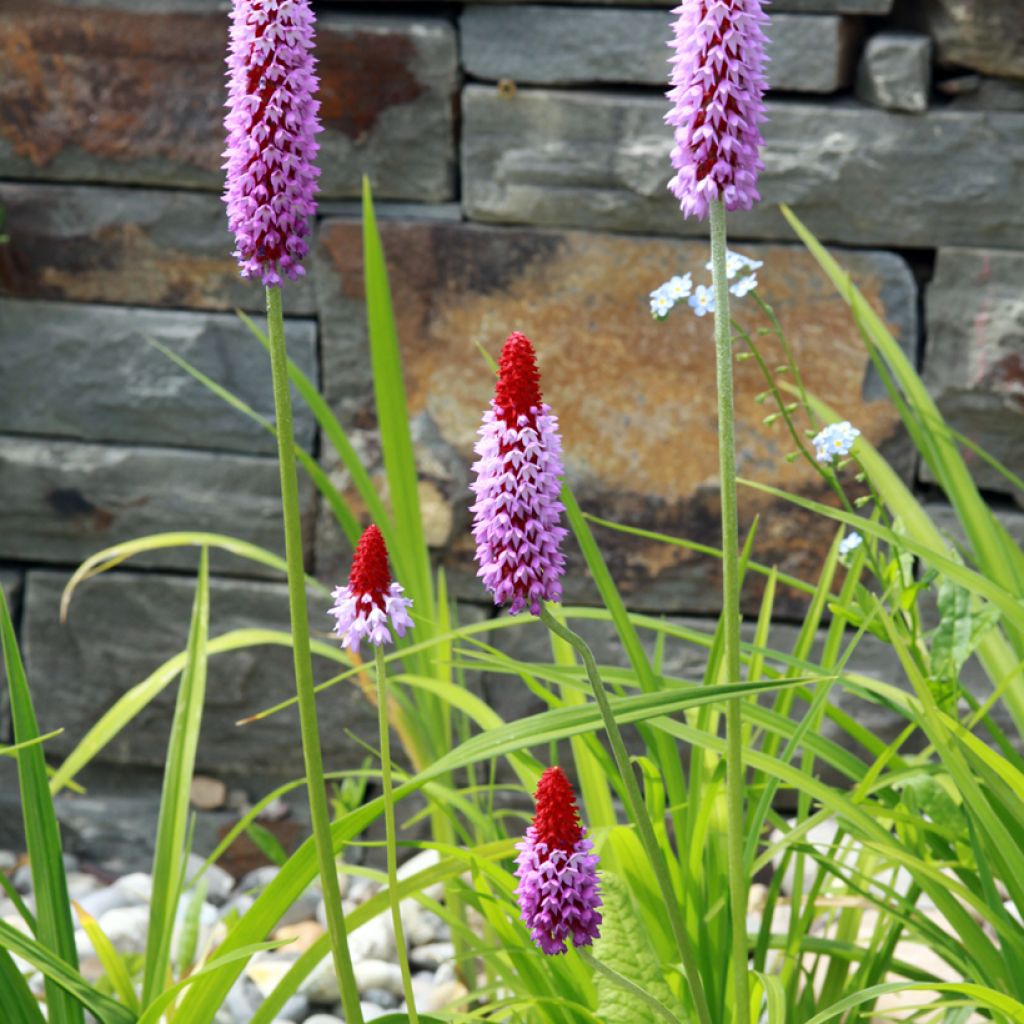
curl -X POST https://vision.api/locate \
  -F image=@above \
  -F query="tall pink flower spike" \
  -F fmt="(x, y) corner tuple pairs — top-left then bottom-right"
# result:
(665, 0), (769, 220)
(223, 0), (322, 285)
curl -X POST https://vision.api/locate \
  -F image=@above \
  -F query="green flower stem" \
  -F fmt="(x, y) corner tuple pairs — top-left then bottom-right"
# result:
(708, 198), (751, 1024)
(266, 285), (363, 1024)
(577, 949), (684, 1024)
(537, 605), (712, 1024)
(374, 644), (419, 1024)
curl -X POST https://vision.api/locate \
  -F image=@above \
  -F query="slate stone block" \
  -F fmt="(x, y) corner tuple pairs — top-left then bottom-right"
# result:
(856, 32), (932, 113)
(923, 248), (1024, 503)
(314, 218), (915, 615)
(0, 6), (456, 201)
(0, 299), (317, 455)
(461, 7), (858, 93)
(460, 0), (892, 11)
(0, 569), (24, 742)
(0, 437), (315, 575)
(921, 0), (1024, 80)
(461, 86), (1024, 248)
(20, 570), (375, 777)
(0, 183), (316, 314)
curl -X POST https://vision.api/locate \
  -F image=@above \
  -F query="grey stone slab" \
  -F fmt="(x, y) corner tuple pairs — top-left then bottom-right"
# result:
(923, 248), (1024, 503)
(921, 0), (1024, 80)
(944, 75), (1024, 112)
(461, 86), (1024, 248)
(856, 33), (932, 113)
(0, 8), (456, 202)
(0, 183), (316, 315)
(0, 570), (22, 625)
(21, 570), (372, 777)
(0, 299), (317, 455)
(0, 437), (314, 575)
(922, 502), (1024, 557)
(461, 8), (858, 94)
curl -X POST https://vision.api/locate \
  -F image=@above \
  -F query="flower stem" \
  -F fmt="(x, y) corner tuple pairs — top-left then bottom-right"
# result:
(708, 198), (751, 1024)
(265, 285), (363, 1024)
(537, 605), (712, 1024)
(577, 949), (685, 1024)
(374, 644), (419, 1023)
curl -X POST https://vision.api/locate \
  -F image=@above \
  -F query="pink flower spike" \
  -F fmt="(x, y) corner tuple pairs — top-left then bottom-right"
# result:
(328, 526), (413, 655)
(470, 333), (568, 616)
(223, 0), (322, 285)
(665, 0), (769, 220)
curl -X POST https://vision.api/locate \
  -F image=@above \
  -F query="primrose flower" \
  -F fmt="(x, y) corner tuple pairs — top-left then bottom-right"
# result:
(838, 532), (863, 558)
(689, 284), (716, 317)
(515, 767), (602, 955)
(665, 0), (770, 220)
(470, 332), (567, 616)
(813, 421), (861, 464)
(328, 525), (413, 654)
(223, 0), (322, 285)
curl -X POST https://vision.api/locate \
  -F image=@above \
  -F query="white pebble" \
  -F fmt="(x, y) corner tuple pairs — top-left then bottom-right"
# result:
(354, 957), (404, 996)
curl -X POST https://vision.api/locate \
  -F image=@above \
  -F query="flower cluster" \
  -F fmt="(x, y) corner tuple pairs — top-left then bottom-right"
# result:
(328, 525), (413, 654)
(649, 249), (762, 320)
(813, 421), (861, 464)
(838, 531), (863, 558)
(223, 0), (322, 285)
(665, 0), (769, 220)
(515, 767), (602, 955)
(470, 332), (568, 616)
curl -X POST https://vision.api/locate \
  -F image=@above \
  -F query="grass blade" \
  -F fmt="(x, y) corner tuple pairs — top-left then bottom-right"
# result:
(0, 946), (47, 1024)
(141, 549), (210, 1005)
(1, 587), (83, 1024)
(73, 903), (141, 1014)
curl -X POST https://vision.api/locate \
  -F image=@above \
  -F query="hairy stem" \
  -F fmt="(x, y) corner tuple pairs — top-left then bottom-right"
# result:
(266, 285), (363, 1024)
(709, 198), (751, 1024)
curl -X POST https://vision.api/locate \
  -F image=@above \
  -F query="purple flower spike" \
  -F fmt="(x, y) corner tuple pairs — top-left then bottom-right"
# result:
(665, 0), (769, 220)
(328, 525), (413, 655)
(470, 332), (567, 616)
(515, 767), (602, 956)
(223, 0), (322, 286)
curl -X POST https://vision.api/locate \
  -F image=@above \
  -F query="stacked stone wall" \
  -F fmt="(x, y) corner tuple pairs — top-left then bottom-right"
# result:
(1, 0), (1022, 791)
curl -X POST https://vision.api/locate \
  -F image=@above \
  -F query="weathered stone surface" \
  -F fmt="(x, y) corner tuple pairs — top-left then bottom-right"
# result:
(923, 248), (1024, 502)
(0, 184), (315, 314)
(460, 0), (892, 11)
(947, 76), (1024, 111)
(0, 569), (22, 625)
(921, 0), (1024, 80)
(461, 87), (1024, 248)
(315, 218), (915, 614)
(0, 437), (315, 574)
(22, 570), (374, 776)
(923, 502), (1024, 551)
(856, 33), (932, 113)
(0, 7), (456, 201)
(461, 8), (857, 93)
(0, 299), (317, 455)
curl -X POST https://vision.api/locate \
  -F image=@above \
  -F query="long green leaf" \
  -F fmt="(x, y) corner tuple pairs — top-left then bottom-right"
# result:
(0, 945), (47, 1024)
(142, 549), (209, 1005)
(1, 588), (83, 1024)
(0, 919), (132, 1024)
(73, 903), (141, 1015)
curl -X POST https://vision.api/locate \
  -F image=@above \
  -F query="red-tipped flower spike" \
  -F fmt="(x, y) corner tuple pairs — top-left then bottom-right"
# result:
(328, 525), (413, 654)
(470, 333), (567, 616)
(514, 767), (602, 955)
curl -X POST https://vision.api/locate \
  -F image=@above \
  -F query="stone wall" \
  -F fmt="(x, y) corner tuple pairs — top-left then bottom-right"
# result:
(1, 0), (1022, 797)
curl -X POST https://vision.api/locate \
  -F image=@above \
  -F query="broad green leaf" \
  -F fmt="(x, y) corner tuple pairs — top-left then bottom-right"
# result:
(592, 873), (685, 1024)
(142, 550), (209, 1005)
(0, 945), (47, 1024)
(1, 587), (83, 1024)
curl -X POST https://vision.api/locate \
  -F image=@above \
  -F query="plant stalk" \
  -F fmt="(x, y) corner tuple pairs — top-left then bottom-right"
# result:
(375, 644), (420, 1023)
(266, 285), (363, 1024)
(708, 198), (751, 1024)
(538, 605), (713, 1024)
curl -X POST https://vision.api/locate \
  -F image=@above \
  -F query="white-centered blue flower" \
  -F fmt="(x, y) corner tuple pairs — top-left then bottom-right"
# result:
(706, 249), (764, 280)
(689, 284), (715, 317)
(730, 273), (758, 297)
(838, 531), (863, 557)
(813, 421), (861, 464)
